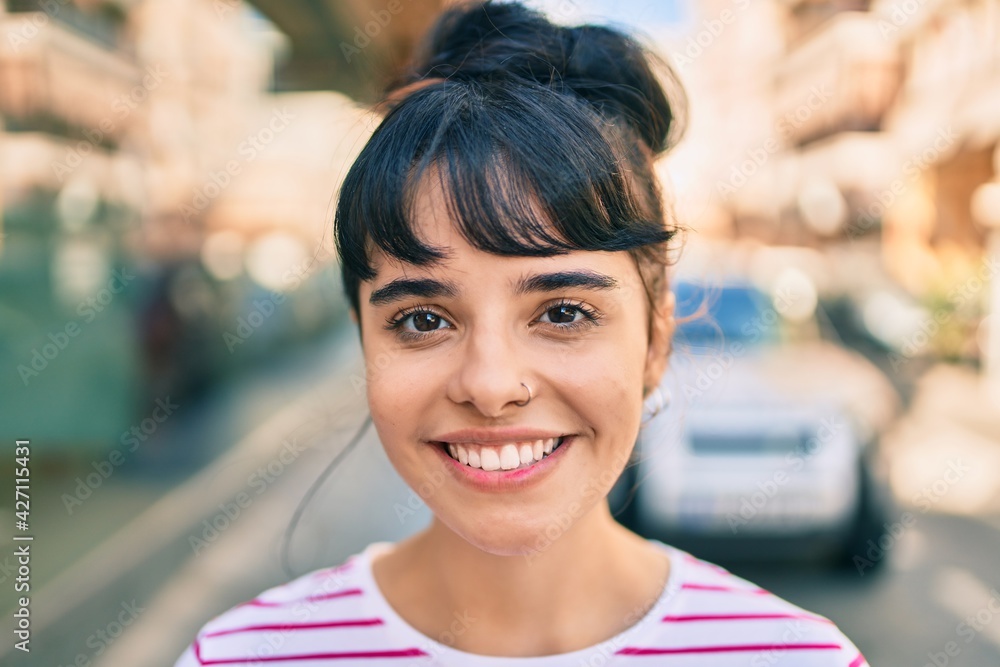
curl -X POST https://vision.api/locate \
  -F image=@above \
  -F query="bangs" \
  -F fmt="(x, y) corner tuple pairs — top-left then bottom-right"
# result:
(334, 78), (675, 312)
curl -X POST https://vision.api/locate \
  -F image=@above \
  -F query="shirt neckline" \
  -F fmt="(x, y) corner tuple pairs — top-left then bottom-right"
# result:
(356, 538), (686, 666)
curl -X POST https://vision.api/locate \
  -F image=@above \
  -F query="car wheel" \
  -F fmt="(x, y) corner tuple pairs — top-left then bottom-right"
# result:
(836, 456), (890, 576)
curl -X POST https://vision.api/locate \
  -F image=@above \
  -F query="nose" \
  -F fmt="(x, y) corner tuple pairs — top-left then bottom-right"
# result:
(446, 323), (531, 418)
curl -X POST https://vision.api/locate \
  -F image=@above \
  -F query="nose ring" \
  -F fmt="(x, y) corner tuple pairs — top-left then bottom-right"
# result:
(514, 382), (532, 407)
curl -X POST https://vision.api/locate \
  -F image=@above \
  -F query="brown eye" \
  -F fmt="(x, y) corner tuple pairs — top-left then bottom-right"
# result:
(412, 312), (443, 332)
(384, 307), (453, 339)
(546, 305), (581, 324)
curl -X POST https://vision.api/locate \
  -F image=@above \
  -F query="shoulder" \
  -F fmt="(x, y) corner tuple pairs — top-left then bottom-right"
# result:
(632, 545), (870, 666)
(172, 550), (374, 666)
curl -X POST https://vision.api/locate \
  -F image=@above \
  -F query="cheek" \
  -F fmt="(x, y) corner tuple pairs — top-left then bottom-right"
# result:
(367, 367), (421, 432)
(363, 343), (446, 452)
(542, 332), (646, 423)
(366, 369), (429, 486)
(361, 335), (413, 436)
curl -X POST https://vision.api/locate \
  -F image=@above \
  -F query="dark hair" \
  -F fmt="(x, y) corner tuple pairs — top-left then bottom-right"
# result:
(333, 0), (688, 332)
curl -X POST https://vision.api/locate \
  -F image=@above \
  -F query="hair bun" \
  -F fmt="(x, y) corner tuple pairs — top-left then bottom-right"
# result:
(389, 0), (686, 154)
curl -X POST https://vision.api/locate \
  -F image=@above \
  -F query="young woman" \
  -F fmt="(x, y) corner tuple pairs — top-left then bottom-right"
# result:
(175, 1), (870, 665)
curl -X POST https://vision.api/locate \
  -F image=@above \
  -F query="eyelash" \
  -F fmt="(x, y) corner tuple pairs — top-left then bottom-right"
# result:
(383, 298), (603, 342)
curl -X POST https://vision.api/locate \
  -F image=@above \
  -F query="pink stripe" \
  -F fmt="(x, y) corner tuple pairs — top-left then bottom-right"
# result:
(194, 638), (204, 665)
(197, 648), (429, 664)
(662, 612), (833, 624)
(239, 587), (363, 608)
(316, 559), (356, 579)
(849, 651), (867, 667)
(681, 583), (770, 594)
(681, 553), (730, 574)
(617, 643), (842, 656)
(204, 618), (384, 638)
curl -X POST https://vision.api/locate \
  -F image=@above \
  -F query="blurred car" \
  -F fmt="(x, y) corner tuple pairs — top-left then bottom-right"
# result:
(609, 276), (902, 572)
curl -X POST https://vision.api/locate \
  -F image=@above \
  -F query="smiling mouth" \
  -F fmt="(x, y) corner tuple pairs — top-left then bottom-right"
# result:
(435, 436), (567, 472)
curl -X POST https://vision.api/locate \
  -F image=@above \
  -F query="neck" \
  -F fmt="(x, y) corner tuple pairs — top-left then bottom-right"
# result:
(375, 502), (671, 656)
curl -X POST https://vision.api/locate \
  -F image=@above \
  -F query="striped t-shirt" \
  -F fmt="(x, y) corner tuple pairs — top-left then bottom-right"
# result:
(173, 539), (870, 666)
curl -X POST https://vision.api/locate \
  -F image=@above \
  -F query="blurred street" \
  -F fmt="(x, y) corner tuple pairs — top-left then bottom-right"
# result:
(4, 328), (999, 666)
(2, 0), (999, 665)
(0, 320), (438, 665)
(157, 351), (1000, 667)
(744, 510), (1000, 667)
(746, 362), (1000, 667)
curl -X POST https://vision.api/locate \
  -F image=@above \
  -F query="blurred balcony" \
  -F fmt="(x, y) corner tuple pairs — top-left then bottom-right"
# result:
(0, 131), (142, 207)
(774, 11), (901, 147)
(244, 0), (445, 98)
(0, 11), (141, 144)
(781, 0), (871, 44)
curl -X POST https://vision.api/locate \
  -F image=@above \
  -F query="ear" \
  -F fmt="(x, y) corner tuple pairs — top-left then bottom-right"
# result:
(349, 308), (359, 325)
(643, 286), (675, 397)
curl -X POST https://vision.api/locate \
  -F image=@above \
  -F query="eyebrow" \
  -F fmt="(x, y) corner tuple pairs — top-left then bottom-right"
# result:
(514, 270), (619, 297)
(368, 277), (457, 307)
(368, 270), (619, 306)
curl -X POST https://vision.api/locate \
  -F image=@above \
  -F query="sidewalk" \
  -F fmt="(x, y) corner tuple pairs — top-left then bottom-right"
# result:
(0, 323), (388, 666)
(97, 328), (426, 667)
(882, 363), (1000, 517)
(912, 364), (1000, 442)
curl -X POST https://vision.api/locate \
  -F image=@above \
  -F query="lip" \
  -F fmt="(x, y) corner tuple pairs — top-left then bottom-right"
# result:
(427, 435), (576, 493)
(430, 426), (569, 444)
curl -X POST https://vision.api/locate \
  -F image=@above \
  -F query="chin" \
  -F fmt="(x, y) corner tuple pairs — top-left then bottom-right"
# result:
(442, 510), (578, 559)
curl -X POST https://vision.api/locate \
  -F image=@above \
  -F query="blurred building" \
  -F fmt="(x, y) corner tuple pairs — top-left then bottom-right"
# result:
(770, 0), (999, 274)
(248, 0), (446, 96)
(6, 0), (997, 445)
(775, 0), (1000, 381)
(0, 0), (450, 451)
(0, 0), (158, 447)
(669, 0), (1000, 379)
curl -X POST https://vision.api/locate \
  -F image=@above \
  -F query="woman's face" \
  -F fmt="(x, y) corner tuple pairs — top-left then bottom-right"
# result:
(356, 174), (674, 556)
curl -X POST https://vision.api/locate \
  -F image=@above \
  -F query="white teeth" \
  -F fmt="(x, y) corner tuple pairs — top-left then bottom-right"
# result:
(499, 444), (520, 470)
(532, 439), (543, 460)
(480, 447), (501, 471)
(443, 437), (565, 470)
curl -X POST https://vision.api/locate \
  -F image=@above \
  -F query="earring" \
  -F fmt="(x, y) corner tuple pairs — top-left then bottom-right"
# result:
(640, 386), (670, 425)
